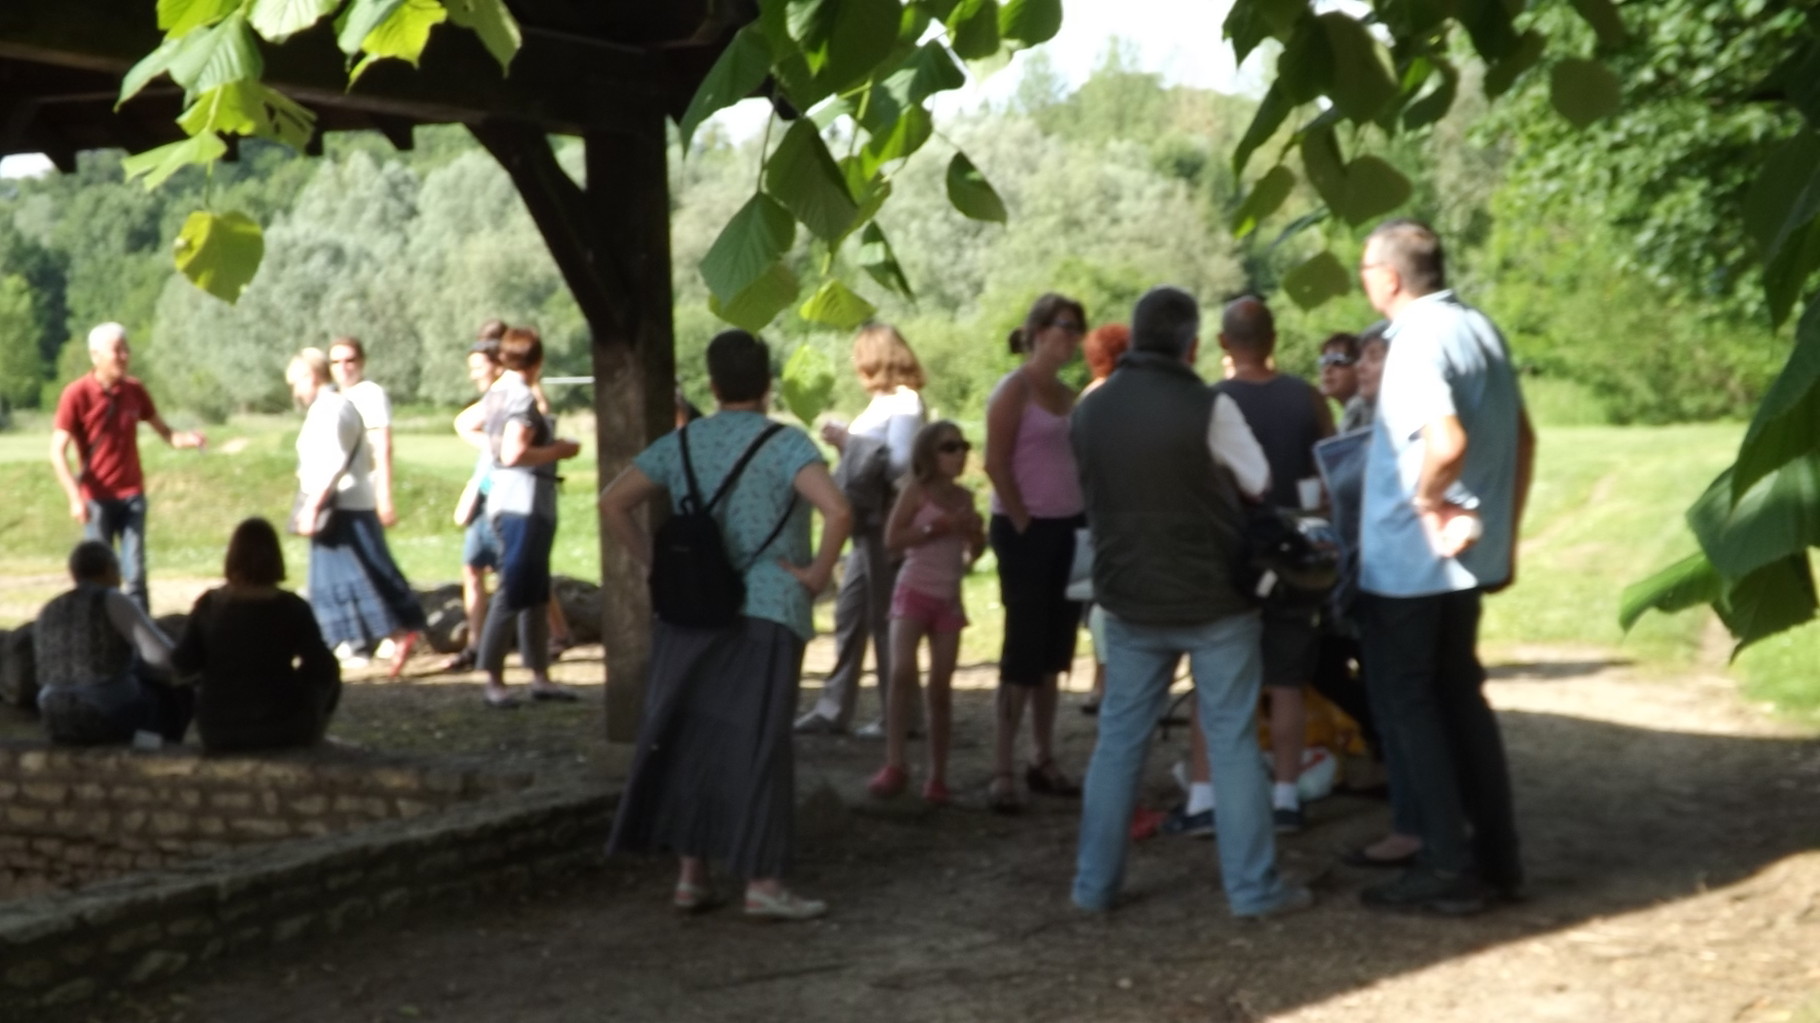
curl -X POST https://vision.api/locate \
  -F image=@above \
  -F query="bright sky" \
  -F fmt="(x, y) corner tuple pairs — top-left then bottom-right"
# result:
(0, 1), (1245, 178)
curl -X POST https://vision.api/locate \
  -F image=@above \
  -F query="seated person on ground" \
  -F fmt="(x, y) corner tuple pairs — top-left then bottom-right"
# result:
(35, 540), (190, 746)
(174, 518), (342, 752)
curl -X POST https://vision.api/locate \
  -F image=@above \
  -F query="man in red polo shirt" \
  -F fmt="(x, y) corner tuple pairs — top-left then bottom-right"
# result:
(50, 323), (205, 610)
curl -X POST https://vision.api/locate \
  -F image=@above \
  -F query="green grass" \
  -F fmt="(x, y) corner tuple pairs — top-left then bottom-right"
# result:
(5, 413), (1819, 717)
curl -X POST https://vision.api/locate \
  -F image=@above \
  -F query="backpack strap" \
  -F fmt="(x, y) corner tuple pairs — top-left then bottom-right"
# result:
(741, 494), (799, 572)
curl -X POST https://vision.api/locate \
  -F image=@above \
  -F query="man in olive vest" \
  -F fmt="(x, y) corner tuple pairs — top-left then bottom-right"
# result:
(1069, 285), (1311, 919)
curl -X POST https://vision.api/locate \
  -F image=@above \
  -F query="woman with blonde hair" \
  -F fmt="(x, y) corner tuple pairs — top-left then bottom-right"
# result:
(286, 348), (425, 678)
(794, 323), (928, 736)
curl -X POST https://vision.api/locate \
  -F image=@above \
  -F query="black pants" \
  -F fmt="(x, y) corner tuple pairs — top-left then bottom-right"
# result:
(1357, 589), (1520, 886)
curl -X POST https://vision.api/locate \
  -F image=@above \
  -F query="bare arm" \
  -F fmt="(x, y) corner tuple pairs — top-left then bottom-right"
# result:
(983, 374), (1030, 531)
(145, 413), (205, 450)
(454, 401), (489, 449)
(779, 461), (852, 596)
(372, 426), (396, 526)
(50, 428), (87, 523)
(883, 479), (928, 554)
(598, 465), (664, 571)
(1488, 406), (1538, 593)
(499, 420), (580, 468)
(1414, 413), (1468, 510)
(1311, 384), (1337, 441)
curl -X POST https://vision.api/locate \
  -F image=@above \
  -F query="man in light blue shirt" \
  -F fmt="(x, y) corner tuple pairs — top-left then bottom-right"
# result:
(1355, 219), (1536, 915)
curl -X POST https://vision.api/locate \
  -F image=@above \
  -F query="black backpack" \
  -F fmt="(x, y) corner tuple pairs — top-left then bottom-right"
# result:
(649, 422), (797, 628)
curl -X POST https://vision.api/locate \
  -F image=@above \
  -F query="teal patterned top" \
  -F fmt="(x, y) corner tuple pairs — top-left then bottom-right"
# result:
(634, 411), (824, 640)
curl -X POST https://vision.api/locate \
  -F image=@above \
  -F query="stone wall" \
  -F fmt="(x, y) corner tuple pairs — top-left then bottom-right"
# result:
(0, 746), (532, 899)
(0, 748), (610, 1014)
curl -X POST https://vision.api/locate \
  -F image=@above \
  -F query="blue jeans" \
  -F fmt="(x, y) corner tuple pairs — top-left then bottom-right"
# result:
(1073, 610), (1290, 915)
(85, 495), (147, 610)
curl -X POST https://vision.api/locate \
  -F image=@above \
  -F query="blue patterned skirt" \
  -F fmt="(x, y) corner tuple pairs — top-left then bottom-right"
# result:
(307, 509), (426, 648)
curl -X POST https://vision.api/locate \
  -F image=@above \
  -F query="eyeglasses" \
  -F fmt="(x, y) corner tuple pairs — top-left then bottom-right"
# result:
(937, 440), (971, 454)
(1044, 320), (1085, 335)
(1319, 352), (1356, 368)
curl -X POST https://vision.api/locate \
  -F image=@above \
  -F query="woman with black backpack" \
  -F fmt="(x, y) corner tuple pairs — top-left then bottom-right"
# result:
(598, 329), (852, 921)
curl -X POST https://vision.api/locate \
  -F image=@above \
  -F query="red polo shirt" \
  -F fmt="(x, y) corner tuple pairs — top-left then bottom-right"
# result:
(53, 374), (157, 501)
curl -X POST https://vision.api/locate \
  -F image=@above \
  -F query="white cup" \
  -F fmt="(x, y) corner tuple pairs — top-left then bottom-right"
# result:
(1297, 477), (1323, 510)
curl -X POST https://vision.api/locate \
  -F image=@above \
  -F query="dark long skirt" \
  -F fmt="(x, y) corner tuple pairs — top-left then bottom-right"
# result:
(608, 616), (806, 879)
(307, 508), (426, 648)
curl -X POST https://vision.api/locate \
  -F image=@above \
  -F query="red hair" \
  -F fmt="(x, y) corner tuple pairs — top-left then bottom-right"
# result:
(1083, 324), (1131, 382)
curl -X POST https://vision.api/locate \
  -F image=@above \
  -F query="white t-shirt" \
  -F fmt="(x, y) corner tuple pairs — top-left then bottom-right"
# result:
(340, 379), (391, 434)
(847, 386), (924, 478)
(1207, 392), (1270, 499)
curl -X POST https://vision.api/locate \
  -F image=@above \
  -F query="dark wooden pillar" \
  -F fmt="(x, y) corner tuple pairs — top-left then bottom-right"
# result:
(586, 115), (676, 743)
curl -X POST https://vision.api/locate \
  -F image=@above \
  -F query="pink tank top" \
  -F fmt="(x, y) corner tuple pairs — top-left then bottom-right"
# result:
(897, 498), (969, 599)
(991, 389), (1084, 519)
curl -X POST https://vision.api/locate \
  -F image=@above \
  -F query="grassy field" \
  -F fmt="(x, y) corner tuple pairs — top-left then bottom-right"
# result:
(3, 411), (1814, 718)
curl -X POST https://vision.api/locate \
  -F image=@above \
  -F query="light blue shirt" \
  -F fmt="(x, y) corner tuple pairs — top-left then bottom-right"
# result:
(634, 411), (823, 640)
(1359, 290), (1524, 597)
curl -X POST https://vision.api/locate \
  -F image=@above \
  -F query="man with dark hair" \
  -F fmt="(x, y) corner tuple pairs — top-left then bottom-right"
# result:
(1354, 218), (1535, 914)
(1198, 295), (1335, 835)
(1070, 285), (1310, 918)
(35, 540), (190, 746)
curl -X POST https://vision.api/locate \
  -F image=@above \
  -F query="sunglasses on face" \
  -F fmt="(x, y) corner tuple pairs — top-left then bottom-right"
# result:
(938, 440), (971, 454)
(1319, 352), (1356, 368)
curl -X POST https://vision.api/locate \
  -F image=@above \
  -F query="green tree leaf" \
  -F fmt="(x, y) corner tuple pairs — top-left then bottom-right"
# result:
(1763, 215), (1820, 328)
(1403, 58), (1459, 130)
(1299, 126), (1347, 213)
(1688, 458), (1820, 581)
(1282, 250), (1350, 309)
(1339, 155), (1412, 224)
(1549, 57), (1622, 129)
(1230, 164), (1295, 238)
(350, 0), (449, 83)
(1233, 82), (1292, 176)
(120, 133), (229, 190)
(120, 33), (192, 108)
(1457, 0), (1520, 62)
(881, 42), (967, 109)
(1320, 13), (1398, 123)
(858, 222), (914, 299)
(159, 0), (241, 35)
(1483, 30), (1545, 99)
(336, 0), (409, 56)
(765, 120), (859, 242)
(799, 278), (878, 330)
(174, 210), (265, 303)
(444, 0), (521, 72)
(999, 0), (1062, 48)
(701, 194), (797, 304)
(1714, 553), (1818, 656)
(1742, 130), (1820, 268)
(248, 0), (341, 43)
(1278, 16), (1334, 105)
(818, 0), (903, 93)
(167, 12), (266, 98)
(177, 81), (317, 148)
(708, 260), (800, 332)
(1734, 300), (1820, 499)
(861, 105), (933, 176)
(1224, 0), (1306, 65)
(1568, 0), (1627, 48)
(1619, 551), (1722, 632)
(945, 152), (1007, 223)
(778, 343), (837, 423)
(677, 25), (772, 154)
(946, 0), (1001, 61)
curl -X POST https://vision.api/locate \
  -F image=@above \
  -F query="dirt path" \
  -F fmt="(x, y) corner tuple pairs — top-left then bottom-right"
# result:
(23, 642), (1820, 1023)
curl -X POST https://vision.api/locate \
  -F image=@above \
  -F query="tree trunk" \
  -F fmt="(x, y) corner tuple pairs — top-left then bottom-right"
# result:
(585, 118), (676, 744)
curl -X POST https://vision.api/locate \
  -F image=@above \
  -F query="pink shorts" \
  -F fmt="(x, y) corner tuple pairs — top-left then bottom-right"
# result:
(891, 585), (968, 634)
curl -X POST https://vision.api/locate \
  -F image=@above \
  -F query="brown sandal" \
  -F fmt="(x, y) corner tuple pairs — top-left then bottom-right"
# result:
(1025, 759), (1081, 798)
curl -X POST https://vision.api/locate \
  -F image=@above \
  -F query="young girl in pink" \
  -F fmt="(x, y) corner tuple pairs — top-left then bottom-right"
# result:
(868, 421), (986, 804)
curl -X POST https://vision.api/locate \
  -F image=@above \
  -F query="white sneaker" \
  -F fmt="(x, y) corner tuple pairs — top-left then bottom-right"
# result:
(373, 638), (398, 660)
(793, 711), (843, 735)
(854, 719), (886, 739)
(333, 642), (370, 669)
(744, 888), (827, 921)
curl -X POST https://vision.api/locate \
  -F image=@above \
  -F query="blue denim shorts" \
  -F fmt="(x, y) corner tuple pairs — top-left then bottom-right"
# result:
(462, 512), (502, 570)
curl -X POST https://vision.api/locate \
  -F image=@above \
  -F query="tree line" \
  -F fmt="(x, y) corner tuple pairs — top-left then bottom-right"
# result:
(0, 38), (1795, 427)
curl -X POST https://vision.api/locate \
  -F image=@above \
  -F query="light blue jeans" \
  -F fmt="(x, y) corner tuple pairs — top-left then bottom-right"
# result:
(85, 495), (147, 610)
(1073, 609), (1290, 916)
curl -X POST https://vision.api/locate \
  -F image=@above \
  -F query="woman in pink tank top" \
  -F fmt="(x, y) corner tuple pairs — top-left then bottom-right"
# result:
(982, 293), (1090, 813)
(866, 421), (985, 804)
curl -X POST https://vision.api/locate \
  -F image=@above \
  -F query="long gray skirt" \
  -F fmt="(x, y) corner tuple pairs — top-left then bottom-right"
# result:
(607, 616), (806, 879)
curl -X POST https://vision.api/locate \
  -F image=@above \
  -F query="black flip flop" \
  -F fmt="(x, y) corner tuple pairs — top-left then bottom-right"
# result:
(530, 685), (581, 703)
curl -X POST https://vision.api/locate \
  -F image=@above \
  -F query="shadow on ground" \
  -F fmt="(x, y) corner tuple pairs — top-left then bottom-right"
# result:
(17, 666), (1816, 1023)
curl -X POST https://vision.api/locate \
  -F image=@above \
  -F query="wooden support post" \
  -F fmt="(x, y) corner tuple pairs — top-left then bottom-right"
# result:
(585, 117), (676, 744)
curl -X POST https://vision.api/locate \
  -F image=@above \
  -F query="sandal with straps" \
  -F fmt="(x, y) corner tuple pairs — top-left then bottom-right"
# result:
(1026, 758), (1081, 798)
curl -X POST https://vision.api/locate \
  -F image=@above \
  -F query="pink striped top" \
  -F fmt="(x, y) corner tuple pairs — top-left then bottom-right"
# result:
(991, 393), (1084, 519)
(897, 498), (970, 599)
